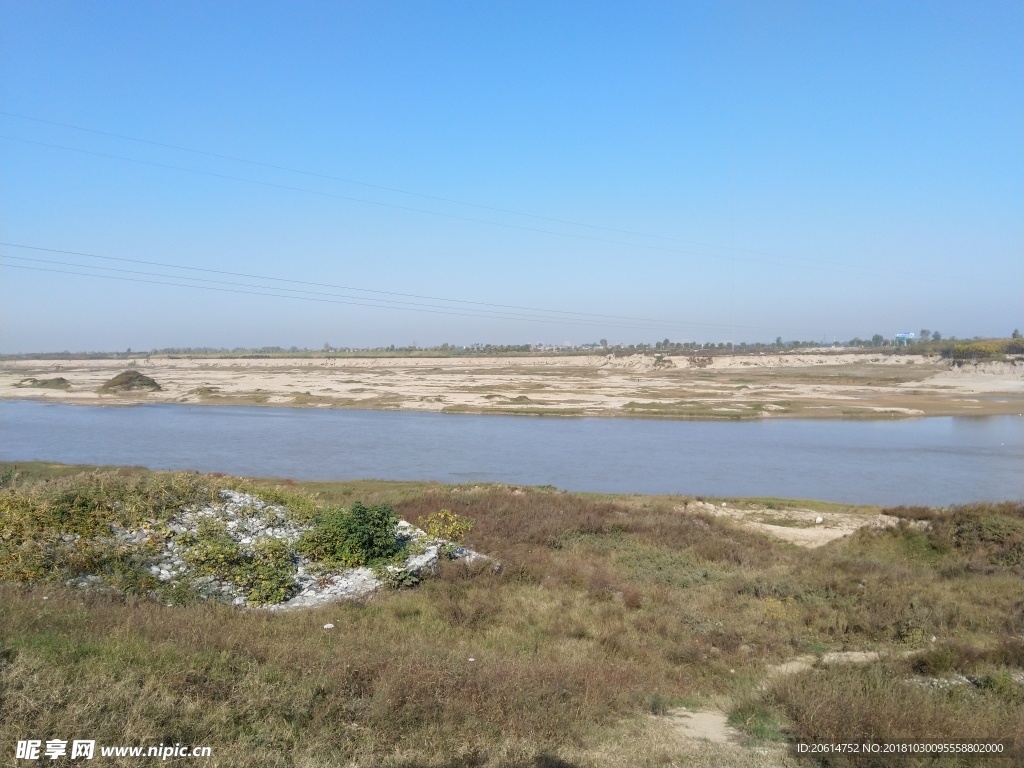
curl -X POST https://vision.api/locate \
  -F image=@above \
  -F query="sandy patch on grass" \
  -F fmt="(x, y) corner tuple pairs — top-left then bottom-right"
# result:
(679, 500), (901, 548)
(662, 707), (741, 744)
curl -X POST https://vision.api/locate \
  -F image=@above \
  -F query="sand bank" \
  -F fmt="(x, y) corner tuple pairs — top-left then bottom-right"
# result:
(3, 351), (1022, 419)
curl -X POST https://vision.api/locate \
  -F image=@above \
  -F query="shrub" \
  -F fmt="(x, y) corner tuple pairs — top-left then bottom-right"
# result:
(418, 509), (475, 544)
(932, 503), (1024, 568)
(942, 338), (1024, 360)
(295, 502), (401, 567)
(913, 639), (1024, 676)
(183, 521), (244, 578)
(0, 471), (220, 583)
(883, 505), (942, 521)
(183, 524), (296, 605)
(239, 539), (297, 605)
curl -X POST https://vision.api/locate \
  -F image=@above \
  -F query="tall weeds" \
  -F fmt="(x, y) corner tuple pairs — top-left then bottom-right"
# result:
(1, 467), (1021, 766)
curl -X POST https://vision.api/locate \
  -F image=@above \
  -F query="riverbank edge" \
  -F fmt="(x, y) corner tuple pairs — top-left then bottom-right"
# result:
(7, 393), (1022, 421)
(0, 460), (885, 514)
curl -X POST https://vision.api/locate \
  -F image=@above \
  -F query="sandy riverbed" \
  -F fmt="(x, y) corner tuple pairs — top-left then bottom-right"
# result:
(3, 351), (1022, 419)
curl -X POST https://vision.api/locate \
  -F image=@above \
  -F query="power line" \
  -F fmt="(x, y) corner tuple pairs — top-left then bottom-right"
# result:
(1, 134), (906, 278)
(0, 243), (726, 329)
(0, 109), (843, 264)
(0, 243), (830, 335)
(1, 254), (675, 330)
(8, 261), (778, 335)
(2, 255), (820, 334)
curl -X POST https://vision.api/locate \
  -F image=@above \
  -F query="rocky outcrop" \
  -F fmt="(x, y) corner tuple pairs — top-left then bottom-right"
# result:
(65, 490), (489, 610)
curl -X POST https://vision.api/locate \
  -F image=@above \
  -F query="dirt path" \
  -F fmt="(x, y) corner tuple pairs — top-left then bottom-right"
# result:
(662, 707), (741, 743)
(650, 649), (920, 765)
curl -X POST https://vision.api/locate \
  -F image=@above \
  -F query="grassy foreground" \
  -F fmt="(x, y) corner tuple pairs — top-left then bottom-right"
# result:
(1, 462), (1021, 767)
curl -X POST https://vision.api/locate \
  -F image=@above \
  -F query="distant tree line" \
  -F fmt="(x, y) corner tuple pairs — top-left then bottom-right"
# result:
(5, 332), (1023, 360)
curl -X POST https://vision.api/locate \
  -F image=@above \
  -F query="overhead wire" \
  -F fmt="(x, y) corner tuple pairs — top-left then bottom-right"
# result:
(0, 109), (853, 265)
(0, 244), (830, 335)
(0, 252), (827, 335)
(1, 254), (667, 329)
(0, 243), (709, 326)
(0, 113), (882, 340)
(1, 134), (904, 278)
(5, 261), (771, 333)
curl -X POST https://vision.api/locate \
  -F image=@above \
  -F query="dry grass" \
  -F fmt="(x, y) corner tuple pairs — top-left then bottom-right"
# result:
(765, 662), (1022, 768)
(1, 463), (1021, 767)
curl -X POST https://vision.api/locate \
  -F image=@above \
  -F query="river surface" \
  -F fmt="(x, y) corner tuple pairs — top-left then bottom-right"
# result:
(1, 401), (1021, 506)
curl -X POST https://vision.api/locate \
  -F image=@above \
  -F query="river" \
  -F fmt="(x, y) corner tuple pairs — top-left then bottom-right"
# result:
(1, 401), (1021, 506)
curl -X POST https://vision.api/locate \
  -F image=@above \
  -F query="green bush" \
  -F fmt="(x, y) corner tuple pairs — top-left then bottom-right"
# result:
(183, 521), (244, 579)
(238, 538), (297, 605)
(296, 502), (402, 567)
(183, 521), (297, 605)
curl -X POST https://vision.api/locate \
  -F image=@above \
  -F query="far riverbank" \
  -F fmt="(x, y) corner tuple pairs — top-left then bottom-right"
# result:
(3, 352), (1023, 420)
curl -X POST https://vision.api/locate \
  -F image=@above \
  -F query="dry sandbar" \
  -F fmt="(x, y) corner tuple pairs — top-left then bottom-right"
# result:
(3, 351), (1022, 419)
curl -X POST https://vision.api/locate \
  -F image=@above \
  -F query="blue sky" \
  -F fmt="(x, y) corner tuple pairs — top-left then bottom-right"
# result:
(1, 0), (1021, 351)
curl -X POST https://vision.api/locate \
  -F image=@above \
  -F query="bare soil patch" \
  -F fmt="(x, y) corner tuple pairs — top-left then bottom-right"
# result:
(678, 500), (899, 548)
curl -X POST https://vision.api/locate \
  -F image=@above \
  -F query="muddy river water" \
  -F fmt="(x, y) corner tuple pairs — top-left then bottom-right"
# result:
(2, 401), (1021, 506)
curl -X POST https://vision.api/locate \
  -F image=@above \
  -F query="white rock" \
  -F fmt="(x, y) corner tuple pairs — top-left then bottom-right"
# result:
(68, 488), (494, 612)
(323, 623), (334, 630)
(815, 516), (824, 524)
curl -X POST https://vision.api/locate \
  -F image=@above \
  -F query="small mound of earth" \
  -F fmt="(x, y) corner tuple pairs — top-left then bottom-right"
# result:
(16, 377), (71, 390)
(100, 370), (162, 392)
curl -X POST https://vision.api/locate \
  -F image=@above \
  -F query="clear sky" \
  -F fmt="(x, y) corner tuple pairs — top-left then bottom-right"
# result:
(1, 0), (1021, 352)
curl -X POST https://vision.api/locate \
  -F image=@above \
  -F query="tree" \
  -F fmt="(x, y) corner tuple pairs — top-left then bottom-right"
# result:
(776, 336), (783, 346)
(919, 330), (931, 342)
(871, 334), (884, 346)
(1013, 329), (1022, 339)
(932, 331), (942, 341)
(599, 338), (608, 347)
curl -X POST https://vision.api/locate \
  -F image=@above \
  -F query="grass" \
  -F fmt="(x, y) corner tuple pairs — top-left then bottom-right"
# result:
(757, 517), (813, 528)
(765, 662), (1022, 767)
(1, 462), (1021, 767)
(15, 376), (71, 390)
